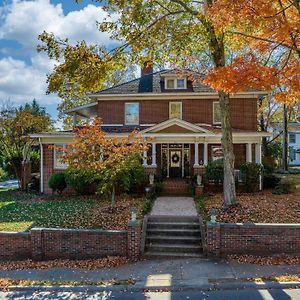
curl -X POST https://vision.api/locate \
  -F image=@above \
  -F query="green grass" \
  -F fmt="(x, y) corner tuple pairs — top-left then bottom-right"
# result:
(0, 191), (95, 232)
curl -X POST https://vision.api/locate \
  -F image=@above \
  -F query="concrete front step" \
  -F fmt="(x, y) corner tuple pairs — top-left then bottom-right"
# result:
(143, 251), (204, 258)
(146, 243), (202, 253)
(147, 222), (200, 230)
(148, 216), (199, 222)
(146, 235), (201, 245)
(147, 228), (201, 237)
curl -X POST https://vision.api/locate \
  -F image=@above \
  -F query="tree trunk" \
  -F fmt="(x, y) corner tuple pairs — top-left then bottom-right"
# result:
(219, 91), (236, 206)
(282, 104), (288, 171)
(111, 184), (116, 207)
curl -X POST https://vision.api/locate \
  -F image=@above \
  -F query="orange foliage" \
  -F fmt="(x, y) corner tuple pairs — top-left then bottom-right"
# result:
(208, 0), (300, 104)
(203, 55), (279, 94)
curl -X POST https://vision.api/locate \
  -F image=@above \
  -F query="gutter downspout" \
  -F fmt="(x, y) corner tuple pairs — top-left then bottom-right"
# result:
(39, 138), (44, 194)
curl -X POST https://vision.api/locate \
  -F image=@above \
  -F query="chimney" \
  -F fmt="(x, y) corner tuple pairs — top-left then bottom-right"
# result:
(141, 61), (153, 77)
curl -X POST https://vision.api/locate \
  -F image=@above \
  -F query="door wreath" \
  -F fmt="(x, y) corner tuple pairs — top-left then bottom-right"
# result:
(171, 153), (180, 164)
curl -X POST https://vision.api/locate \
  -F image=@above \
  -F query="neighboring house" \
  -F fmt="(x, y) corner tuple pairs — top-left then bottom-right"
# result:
(273, 122), (300, 166)
(32, 66), (270, 194)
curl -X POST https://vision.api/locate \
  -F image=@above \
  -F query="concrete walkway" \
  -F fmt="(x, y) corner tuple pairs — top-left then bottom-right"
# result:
(150, 196), (198, 216)
(0, 258), (299, 289)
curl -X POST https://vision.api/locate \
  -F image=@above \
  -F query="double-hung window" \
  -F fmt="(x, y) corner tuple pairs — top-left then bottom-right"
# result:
(169, 102), (182, 119)
(289, 133), (296, 144)
(54, 144), (68, 169)
(125, 103), (139, 125)
(213, 101), (221, 124)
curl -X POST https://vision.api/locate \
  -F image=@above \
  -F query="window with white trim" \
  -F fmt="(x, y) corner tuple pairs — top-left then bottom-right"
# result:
(164, 77), (187, 89)
(54, 144), (68, 169)
(169, 102), (182, 119)
(213, 101), (221, 124)
(125, 103), (139, 125)
(289, 133), (296, 144)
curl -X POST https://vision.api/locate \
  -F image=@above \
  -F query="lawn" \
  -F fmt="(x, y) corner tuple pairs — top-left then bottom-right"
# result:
(0, 190), (145, 232)
(203, 187), (300, 223)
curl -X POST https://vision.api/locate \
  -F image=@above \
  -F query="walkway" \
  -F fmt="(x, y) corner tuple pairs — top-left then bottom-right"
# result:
(150, 196), (198, 216)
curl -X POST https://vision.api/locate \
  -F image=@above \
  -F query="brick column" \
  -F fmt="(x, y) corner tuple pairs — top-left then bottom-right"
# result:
(206, 222), (221, 257)
(127, 220), (141, 261)
(30, 228), (44, 261)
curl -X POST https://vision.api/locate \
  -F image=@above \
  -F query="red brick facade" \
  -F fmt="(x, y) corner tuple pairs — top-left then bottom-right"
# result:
(207, 223), (300, 257)
(0, 225), (141, 261)
(98, 98), (257, 130)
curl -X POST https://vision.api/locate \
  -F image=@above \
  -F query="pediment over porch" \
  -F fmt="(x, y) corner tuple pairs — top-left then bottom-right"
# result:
(140, 118), (214, 135)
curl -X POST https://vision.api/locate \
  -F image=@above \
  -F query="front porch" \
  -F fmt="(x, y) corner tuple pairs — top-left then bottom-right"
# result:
(139, 118), (270, 192)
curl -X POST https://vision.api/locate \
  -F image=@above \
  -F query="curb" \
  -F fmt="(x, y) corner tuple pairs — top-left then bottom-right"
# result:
(1, 281), (300, 293)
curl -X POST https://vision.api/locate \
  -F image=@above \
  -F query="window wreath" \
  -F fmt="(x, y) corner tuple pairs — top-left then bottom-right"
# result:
(171, 153), (180, 164)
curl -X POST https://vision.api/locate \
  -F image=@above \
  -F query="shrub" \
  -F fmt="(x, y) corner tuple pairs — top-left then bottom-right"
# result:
(48, 173), (67, 194)
(240, 162), (262, 193)
(205, 161), (223, 183)
(263, 173), (281, 189)
(273, 177), (297, 195)
(0, 168), (7, 181)
(65, 171), (94, 195)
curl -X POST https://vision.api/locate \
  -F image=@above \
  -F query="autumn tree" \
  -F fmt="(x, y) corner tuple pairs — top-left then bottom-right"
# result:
(62, 119), (147, 206)
(0, 100), (53, 180)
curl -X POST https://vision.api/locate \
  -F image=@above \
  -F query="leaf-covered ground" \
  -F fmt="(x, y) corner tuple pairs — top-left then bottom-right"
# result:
(0, 256), (129, 271)
(205, 188), (300, 223)
(227, 254), (300, 265)
(0, 190), (145, 232)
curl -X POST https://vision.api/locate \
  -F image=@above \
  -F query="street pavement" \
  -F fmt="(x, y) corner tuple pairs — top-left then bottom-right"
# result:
(0, 179), (19, 189)
(0, 288), (300, 299)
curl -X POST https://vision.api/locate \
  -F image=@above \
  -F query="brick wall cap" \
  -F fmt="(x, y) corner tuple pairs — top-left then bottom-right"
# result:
(30, 227), (127, 234)
(0, 231), (31, 236)
(217, 223), (300, 228)
(128, 220), (141, 226)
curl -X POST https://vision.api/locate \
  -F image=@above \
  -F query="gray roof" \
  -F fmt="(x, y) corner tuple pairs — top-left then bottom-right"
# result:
(90, 69), (215, 96)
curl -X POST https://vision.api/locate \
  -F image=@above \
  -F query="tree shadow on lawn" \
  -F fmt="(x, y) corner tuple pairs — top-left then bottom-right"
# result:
(0, 196), (95, 232)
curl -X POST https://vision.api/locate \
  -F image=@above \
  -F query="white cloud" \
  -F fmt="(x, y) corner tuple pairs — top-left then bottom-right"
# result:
(0, 0), (117, 116)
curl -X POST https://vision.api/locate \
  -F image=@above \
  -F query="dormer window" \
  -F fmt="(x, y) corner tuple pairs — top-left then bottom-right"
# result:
(164, 76), (187, 89)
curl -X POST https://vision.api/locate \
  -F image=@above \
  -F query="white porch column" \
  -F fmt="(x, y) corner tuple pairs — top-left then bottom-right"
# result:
(255, 143), (262, 190)
(255, 143), (262, 164)
(143, 150), (148, 167)
(246, 143), (252, 162)
(203, 142), (208, 166)
(151, 142), (157, 166)
(194, 142), (199, 167)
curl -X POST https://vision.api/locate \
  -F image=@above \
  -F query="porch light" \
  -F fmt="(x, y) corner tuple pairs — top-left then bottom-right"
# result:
(209, 208), (218, 223)
(130, 207), (138, 221)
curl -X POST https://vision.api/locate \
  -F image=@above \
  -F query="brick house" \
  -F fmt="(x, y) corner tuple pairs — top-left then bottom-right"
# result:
(32, 66), (270, 194)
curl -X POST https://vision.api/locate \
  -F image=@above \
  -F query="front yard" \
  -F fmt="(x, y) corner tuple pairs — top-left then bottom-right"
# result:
(0, 190), (145, 232)
(202, 187), (300, 223)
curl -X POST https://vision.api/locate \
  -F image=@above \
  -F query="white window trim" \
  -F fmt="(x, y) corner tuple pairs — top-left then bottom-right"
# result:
(169, 102), (183, 119)
(53, 144), (68, 170)
(213, 101), (221, 125)
(125, 102), (139, 125)
(164, 76), (187, 90)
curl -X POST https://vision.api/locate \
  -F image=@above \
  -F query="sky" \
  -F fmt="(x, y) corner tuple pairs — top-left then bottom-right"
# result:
(0, 0), (118, 125)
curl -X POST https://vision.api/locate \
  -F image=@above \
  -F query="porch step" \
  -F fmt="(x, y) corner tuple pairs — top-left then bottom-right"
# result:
(144, 215), (203, 258)
(144, 251), (204, 258)
(161, 179), (190, 196)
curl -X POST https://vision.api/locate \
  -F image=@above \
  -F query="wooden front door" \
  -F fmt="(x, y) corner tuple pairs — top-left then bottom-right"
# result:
(169, 149), (182, 178)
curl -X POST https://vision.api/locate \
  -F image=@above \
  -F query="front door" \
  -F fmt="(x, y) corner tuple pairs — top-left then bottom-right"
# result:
(169, 149), (182, 178)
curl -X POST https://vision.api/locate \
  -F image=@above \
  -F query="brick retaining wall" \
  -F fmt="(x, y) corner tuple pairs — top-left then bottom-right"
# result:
(207, 222), (300, 257)
(0, 223), (141, 261)
(0, 232), (31, 260)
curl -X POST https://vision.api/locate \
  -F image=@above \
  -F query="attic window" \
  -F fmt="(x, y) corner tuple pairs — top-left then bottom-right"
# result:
(164, 76), (187, 89)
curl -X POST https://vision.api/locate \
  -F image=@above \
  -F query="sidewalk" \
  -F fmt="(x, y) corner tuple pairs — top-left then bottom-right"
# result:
(0, 258), (299, 290)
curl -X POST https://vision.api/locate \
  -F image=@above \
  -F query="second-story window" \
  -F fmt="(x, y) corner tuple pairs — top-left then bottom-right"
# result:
(125, 103), (139, 125)
(169, 102), (182, 119)
(213, 101), (221, 124)
(165, 77), (187, 89)
(289, 133), (296, 144)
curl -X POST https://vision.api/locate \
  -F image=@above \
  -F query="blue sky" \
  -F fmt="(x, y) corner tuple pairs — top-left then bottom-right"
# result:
(0, 0), (115, 127)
